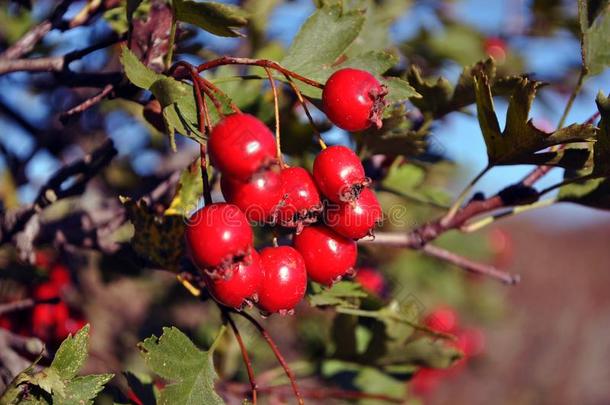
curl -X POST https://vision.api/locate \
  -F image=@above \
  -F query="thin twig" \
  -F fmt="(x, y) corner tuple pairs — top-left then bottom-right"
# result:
(222, 309), (258, 404)
(264, 67), (284, 168)
(60, 84), (114, 122)
(234, 310), (304, 405)
(557, 68), (585, 130)
(282, 73), (327, 149)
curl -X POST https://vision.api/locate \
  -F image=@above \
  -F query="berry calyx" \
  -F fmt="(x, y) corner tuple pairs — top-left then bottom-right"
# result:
(322, 68), (387, 132)
(313, 145), (368, 203)
(185, 203), (253, 274)
(325, 188), (383, 239)
(277, 167), (323, 232)
(208, 113), (277, 181)
(204, 250), (263, 309)
(221, 170), (283, 224)
(257, 246), (307, 314)
(293, 225), (357, 286)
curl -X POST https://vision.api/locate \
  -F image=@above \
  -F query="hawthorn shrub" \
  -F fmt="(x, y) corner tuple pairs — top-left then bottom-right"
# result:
(0, 0), (608, 404)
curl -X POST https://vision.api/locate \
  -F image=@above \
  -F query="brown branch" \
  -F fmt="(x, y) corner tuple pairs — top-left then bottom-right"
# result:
(60, 84), (115, 122)
(0, 139), (117, 246)
(234, 310), (304, 405)
(222, 310), (257, 404)
(0, 34), (124, 76)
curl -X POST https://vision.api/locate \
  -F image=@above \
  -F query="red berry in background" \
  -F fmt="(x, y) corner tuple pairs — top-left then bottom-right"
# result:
(257, 246), (307, 314)
(50, 264), (71, 289)
(354, 267), (386, 296)
(208, 113), (277, 181)
(221, 170), (283, 224)
(424, 307), (459, 334)
(293, 225), (357, 286)
(32, 283), (60, 341)
(454, 328), (486, 358)
(489, 228), (514, 269)
(326, 188), (383, 239)
(313, 145), (368, 203)
(484, 37), (507, 63)
(322, 68), (387, 132)
(185, 203), (253, 274)
(204, 250), (264, 309)
(277, 167), (323, 231)
(410, 368), (445, 397)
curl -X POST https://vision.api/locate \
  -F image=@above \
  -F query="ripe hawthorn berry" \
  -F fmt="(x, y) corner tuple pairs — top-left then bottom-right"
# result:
(424, 307), (459, 334)
(208, 113), (277, 181)
(322, 68), (387, 132)
(293, 225), (357, 286)
(185, 203), (253, 274)
(313, 145), (368, 203)
(354, 267), (386, 296)
(277, 167), (322, 232)
(204, 250), (263, 309)
(257, 246), (307, 314)
(326, 188), (383, 239)
(221, 170), (283, 224)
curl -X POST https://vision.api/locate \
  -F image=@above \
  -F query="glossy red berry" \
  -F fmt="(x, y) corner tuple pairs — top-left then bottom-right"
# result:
(484, 37), (507, 62)
(185, 203), (253, 273)
(326, 188), (382, 239)
(208, 113), (277, 181)
(257, 246), (307, 314)
(424, 307), (459, 334)
(313, 145), (368, 203)
(293, 225), (357, 286)
(277, 167), (322, 231)
(221, 170), (283, 224)
(204, 250), (263, 309)
(354, 268), (386, 296)
(322, 68), (387, 132)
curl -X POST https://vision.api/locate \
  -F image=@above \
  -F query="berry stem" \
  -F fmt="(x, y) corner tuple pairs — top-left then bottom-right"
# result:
(264, 67), (285, 168)
(282, 73), (327, 150)
(441, 165), (491, 226)
(199, 76), (241, 114)
(234, 310), (304, 405)
(194, 57), (325, 89)
(190, 67), (214, 205)
(222, 308), (258, 404)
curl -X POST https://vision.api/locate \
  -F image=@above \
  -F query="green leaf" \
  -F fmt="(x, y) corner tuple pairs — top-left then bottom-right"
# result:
(382, 160), (425, 192)
(150, 77), (188, 108)
(593, 91), (610, 176)
(54, 374), (114, 405)
(382, 77), (420, 103)
(138, 327), (225, 405)
(385, 337), (463, 369)
(51, 325), (91, 381)
(121, 197), (186, 272)
(282, 5), (364, 78)
(174, 0), (248, 37)
(353, 367), (406, 403)
(558, 177), (610, 210)
(578, 0), (610, 76)
(29, 368), (65, 398)
(377, 299), (420, 344)
(165, 160), (203, 217)
(473, 70), (598, 166)
(308, 281), (367, 308)
(120, 46), (162, 89)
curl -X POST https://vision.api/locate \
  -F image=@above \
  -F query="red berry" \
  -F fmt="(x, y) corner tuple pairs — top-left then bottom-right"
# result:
(50, 264), (71, 289)
(454, 328), (485, 358)
(313, 145), (368, 203)
(322, 68), (387, 132)
(354, 267), (385, 296)
(410, 368), (445, 396)
(326, 188), (382, 239)
(293, 225), (357, 285)
(204, 250), (263, 309)
(424, 307), (459, 334)
(221, 170), (283, 224)
(185, 203), (253, 273)
(277, 167), (322, 231)
(484, 37), (507, 63)
(257, 246), (307, 314)
(208, 113), (277, 181)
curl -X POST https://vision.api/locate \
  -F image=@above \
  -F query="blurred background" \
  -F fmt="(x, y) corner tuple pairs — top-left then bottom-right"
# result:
(0, 0), (609, 403)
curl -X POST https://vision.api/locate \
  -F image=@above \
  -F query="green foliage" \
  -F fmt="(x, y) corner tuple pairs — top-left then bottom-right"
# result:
(281, 5), (418, 100)
(578, 0), (610, 76)
(173, 0), (248, 37)
(473, 69), (598, 167)
(165, 159), (203, 217)
(0, 326), (113, 405)
(308, 281), (368, 308)
(137, 327), (225, 405)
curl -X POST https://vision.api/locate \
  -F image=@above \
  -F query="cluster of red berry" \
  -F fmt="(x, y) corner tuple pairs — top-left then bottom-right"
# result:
(0, 253), (86, 345)
(185, 68), (387, 314)
(410, 306), (486, 396)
